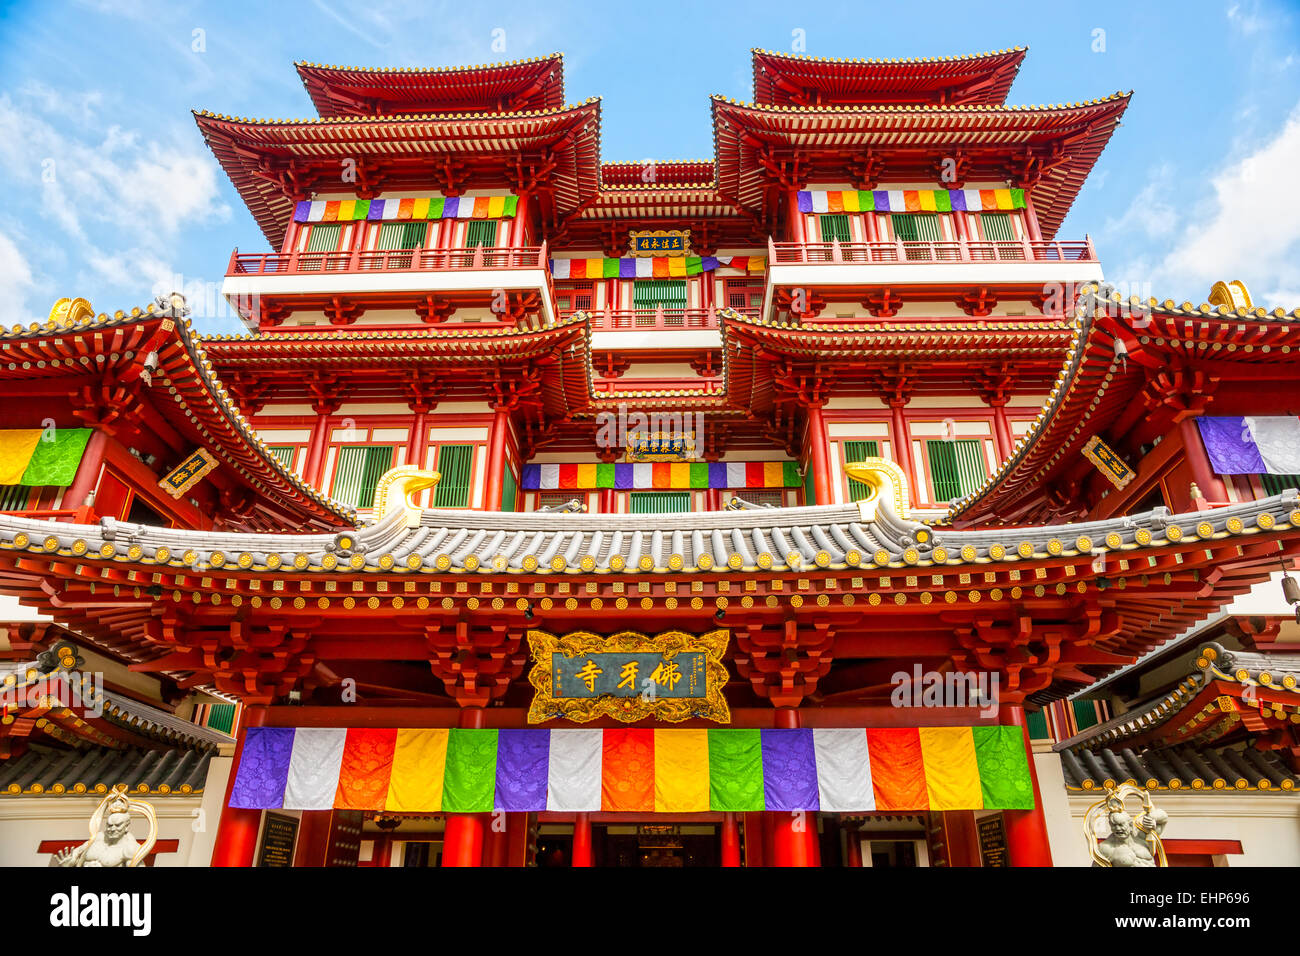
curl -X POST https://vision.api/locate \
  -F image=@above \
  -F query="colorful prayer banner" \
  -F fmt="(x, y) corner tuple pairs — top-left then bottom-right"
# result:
(0, 428), (92, 487)
(1197, 416), (1300, 475)
(228, 725), (1034, 812)
(522, 461), (800, 491)
(796, 188), (1026, 215)
(549, 255), (765, 279)
(292, 196), (519, 224)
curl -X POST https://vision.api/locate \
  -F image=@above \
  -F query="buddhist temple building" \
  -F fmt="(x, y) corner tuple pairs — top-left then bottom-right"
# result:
(0, 48), (1298, 867)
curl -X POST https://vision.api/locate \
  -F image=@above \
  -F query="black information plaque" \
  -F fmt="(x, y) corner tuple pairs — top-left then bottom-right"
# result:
(257, 813), (299, 868)
(977, 815), (1008, 868)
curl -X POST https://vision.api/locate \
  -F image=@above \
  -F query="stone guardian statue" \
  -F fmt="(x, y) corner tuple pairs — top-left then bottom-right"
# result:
(50, 783), (159, 867)
(1083, 783), (1168, 867)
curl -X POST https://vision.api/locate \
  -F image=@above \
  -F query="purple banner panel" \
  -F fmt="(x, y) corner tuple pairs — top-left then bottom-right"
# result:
(760, 728), (821, 812)
(229, 727), (296, 809)
(494, 729), (550, 811)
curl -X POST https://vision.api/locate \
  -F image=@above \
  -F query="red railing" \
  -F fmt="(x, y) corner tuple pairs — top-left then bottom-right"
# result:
(562, 306), (760, 331)
(768, 236), (1098, 265)
(227, 243), (550, 277)
(0, 507), (94, 523)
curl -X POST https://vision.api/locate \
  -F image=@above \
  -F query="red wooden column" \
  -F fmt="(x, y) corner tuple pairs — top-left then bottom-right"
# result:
(803, 400), (832, 506)
(845, 823), (862, 867)
(888, 398), (916, 505)
(743, 812), (765, 867)
(506, 813), (531, 867)
(61, 428), (108, 517)
(405, 405), (430, 471)
(1000, 704), (1054, 867)
(441, 707), (486, 867)
(1178, 416), (1229, 503)
(209, 706), (267, 867)
(301, 399), (338, 491)
(1021, 193), (1044, 242)
(293, 811), (334, 867)
(483, 814), (510, 867)
(510, 192), (531, 248)
(767, 706), (819, 867)
(989, 400), (1015, 462)
(371, 835), (393, 868)
(483, 402), (511, 512)
(598, 487), (615, 514)
(720, 812), (741, 867)
(571, 813), (593, 867)
(786, 190), (806, 244)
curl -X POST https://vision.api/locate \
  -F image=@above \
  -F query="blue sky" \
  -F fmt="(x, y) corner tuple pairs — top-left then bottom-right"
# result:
(0, 0), (1297, 334)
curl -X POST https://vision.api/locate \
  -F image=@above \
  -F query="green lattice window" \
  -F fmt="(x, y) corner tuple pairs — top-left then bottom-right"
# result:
(331, 445), (395, 509)
(266, 445), (298, 472)
(819, 214), (851, 243)
(0, 486), (30, 511)
(465, 220), (498, 248)
(300, 223), (343, 272)
(843, 440), (881, 501)
(1026, 709), (1049, 741)
(1261, 473), (1300, 495)
(433, 445), (474, 508)
(925, 439), (987, 503)
(501, 466), (517, 513)
(630, 491), (691, 514)
(305, 223), (342, 252)
(632, 280), (687, 310)
(376, 222), (428, 250)
(803, 465), (816, 506)
(204, 703), (236, 734)
(891, 213), (941, 242)
(981, 213), (1014, 242)
(1073, 698), (1101, 733)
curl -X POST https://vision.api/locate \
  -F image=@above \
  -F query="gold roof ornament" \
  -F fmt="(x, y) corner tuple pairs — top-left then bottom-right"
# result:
(1208, 280), (1253, 310)
(372, 466), (441, 528)
(844, 457), (910, 521)
(47, 297), (96, 326)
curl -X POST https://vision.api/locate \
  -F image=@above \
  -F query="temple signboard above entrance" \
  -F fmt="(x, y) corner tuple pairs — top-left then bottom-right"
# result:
(527, 629), (731, 724)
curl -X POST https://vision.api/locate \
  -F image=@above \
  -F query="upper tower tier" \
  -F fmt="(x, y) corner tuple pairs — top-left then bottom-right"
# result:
(751, 48), (1027, 106)
(198, 48), (1128, 250)
(296, 54), (565, 117)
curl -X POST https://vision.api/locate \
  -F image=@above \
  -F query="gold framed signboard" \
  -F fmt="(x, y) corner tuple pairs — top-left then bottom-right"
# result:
(158, 448), (219, 499)
(1081, 434), (1135, 490)
(527, 628), (730, 724)
(629, 229), (691, 257)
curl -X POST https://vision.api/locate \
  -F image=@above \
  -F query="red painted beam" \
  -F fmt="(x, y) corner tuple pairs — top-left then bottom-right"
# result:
(1162, 839), (1243, 856)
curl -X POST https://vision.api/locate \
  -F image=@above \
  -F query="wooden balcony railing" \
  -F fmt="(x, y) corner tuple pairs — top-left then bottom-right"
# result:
(227, 243), (550, 277)
(563, 306), (760, 331)
(768, 236), (1098, 266)
(0, 506), (94, 523)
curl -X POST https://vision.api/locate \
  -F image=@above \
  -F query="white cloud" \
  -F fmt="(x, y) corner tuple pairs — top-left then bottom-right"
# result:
(0, 91), (230, 249)
(0, 229), (41, 326)
(1145, 102), (1300, 307)
(84, 248), (177, 294)
(1227, 1), (1269, 35)
(1100, 163), (1179, 242)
